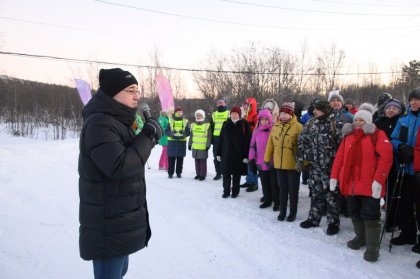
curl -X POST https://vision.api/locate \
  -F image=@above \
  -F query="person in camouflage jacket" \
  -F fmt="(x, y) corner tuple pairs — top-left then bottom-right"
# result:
(296, 100), (343, 235)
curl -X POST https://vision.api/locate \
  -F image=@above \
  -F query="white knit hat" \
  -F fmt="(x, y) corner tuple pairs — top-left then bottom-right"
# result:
(195, 109), (206, 120)
(354, 109), (372, 124)
(328, 90), (344, 104)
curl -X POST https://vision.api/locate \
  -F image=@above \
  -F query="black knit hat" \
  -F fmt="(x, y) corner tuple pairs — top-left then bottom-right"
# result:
(314, 100), (333, 114)
(408, 87), (420, 101)
(99, 68), (138, 97)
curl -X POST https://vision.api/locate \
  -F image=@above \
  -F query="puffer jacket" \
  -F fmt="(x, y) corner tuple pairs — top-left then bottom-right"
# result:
(331, 124), (393, 197)
(265, 115), (303, 170)
(296, 112), (343, 171)
(78, 90), (154, 260)
(248, 109), (273, 171)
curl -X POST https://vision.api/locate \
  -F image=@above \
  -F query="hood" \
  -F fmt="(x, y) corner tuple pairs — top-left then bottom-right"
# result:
(244, 97), (257, 115)
(257, 109), (273, 125)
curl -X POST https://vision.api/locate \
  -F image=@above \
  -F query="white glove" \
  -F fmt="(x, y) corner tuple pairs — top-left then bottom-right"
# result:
(216, 156), (221, 162)
(372, 180), (382, 199)
(329, 179), (338, 191)
(243, 158), (249, 164)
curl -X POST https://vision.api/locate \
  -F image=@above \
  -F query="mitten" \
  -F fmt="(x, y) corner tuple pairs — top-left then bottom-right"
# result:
(371, 180), (382, 199)
(329, 179), (338, 192)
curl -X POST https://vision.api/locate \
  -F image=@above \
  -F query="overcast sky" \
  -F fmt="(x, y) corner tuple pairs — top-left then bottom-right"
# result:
(0, 0), (419, 96)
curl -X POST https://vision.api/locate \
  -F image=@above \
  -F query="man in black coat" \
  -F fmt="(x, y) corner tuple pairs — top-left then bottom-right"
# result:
(78, 68), (161, 278)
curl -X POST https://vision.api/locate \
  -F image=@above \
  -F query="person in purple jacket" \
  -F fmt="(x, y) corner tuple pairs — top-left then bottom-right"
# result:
(248, 109), (278, 209)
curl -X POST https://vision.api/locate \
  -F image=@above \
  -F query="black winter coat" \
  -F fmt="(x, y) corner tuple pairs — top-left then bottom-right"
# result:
(217, 119), (251, 175)
(78, 91), (155, 260)
(375, 115), (400, 139)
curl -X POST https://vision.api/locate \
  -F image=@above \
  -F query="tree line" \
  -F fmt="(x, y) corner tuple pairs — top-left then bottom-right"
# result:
(0, 46), (418, 140)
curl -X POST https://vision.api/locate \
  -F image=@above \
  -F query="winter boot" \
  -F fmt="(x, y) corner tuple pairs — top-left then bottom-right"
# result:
(199, 176), (205, 181)
(300, 219), (318, 229)
(272, 202), (280, 211)
(390, 230), (416, 245)
(326, 224), (340, 236)
(240, 182), (251, 188)
(246, 184), (258, 192)
(363, 219), (381, 262)
(417, 260), (420, 269)
(194, 175), (200, 180)
(347, 218), (366, 250)
(259, 201), (272, 209)
(213, 173), (222, 180)
(286, 214), (296, 222)
(412, 235), (420, 254)
(277, 213), (286, 221)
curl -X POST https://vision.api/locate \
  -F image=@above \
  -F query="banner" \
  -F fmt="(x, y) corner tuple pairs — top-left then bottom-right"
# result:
(155, 74), (175, 111)
(74, 79), (92, 106)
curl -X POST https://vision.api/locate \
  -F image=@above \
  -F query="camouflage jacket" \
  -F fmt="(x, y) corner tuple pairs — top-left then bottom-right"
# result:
(296, 113), (343, 171)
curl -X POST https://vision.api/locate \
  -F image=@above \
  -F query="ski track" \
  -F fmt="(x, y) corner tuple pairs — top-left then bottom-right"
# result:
(0, 135), (418, 278)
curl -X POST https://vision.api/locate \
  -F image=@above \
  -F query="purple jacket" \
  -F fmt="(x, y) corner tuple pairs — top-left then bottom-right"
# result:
(248, 109), (273, 171)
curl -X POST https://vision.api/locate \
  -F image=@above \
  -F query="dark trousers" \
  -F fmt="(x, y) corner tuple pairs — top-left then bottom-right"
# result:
(347, 196), (380, 220)
(168, 156), (184, 176)
(397, 174), (420, 237)
(276, 169), (300, 217)
(223, 174), (241, 195)
(93, 255), (128, 279)
(385, 167), (399, 228)
(212, 137), (221, 175)
(302, 169), (309, 182)
(260, 170), (278, 204)
(195, 159), (207, 177)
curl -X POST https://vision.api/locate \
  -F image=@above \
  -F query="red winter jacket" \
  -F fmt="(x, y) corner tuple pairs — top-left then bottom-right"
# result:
(331, 127), (393, 197)
(415, 131), (420, 173)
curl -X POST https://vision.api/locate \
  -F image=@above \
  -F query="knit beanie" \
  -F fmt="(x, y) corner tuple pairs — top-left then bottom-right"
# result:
(377, 93), (392, 107)
(358, 103), (375, 114)
(328, 90), (344, 104)
(279, 102), (295, 116)
(230, 106), (241, 116)
(99, 68), (138, 97)
(354, 109), (372, 124)
(314, 100), (333, 114)
(195, 109), (206, 120)
(408, 87), (420, 101)
(384, 100), (402, 111)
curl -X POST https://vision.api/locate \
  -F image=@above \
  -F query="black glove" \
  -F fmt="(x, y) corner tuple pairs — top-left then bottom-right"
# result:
(188, 145), (192, 151)
(141, 118), (162, 143)
(398, 144), (414, 163)
(248, 159), (257, 174)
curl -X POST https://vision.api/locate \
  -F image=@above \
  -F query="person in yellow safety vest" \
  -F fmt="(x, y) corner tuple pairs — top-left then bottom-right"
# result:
(210, 99), (230, 181)
(188, 109), (212, 181)
(165, 106), (190, 178)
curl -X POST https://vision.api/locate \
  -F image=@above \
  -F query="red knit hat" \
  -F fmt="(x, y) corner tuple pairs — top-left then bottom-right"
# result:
(174, 107), (182, 113)
(279, 102), (295, 116)
(230, 106), (241, 116)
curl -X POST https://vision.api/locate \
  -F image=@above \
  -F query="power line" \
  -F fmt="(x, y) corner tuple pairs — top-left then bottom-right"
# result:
(221, 0), (420, 16)
(93, 0), (417, 31)
(0, 51), (403, 76)
(312, 0), (420, 8)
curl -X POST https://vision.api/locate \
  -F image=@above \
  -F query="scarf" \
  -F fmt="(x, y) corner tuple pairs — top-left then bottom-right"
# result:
(342, 127), (364, 185)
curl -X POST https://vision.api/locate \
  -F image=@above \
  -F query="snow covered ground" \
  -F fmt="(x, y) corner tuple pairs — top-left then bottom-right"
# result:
(0, 132), (419, 279)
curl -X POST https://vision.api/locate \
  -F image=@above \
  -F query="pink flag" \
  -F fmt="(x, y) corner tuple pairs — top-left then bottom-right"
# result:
(155, 74), (174, 111)
(74, 79), (92, 106)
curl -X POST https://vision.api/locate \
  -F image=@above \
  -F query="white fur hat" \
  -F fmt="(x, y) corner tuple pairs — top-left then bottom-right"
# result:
(195, 109), (206, 120)
(354, 109), (372, 124)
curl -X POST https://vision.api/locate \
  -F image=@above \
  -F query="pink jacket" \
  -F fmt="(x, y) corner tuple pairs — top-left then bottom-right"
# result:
(248, 109), (273, 171)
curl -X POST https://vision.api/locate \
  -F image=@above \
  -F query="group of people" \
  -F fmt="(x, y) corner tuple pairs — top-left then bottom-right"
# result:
(78, 68), (420, 278)
(157, 88), (420, 266)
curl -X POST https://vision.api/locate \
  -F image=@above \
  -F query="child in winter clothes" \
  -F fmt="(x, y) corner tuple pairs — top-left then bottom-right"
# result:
(188, 110), (212, 181)
(330, 108), (393, 262)
(217, 106), (251, 198)
(296, 100), (343, 235)
(265, 102), (303, 222)
(248, 109), (277, 209)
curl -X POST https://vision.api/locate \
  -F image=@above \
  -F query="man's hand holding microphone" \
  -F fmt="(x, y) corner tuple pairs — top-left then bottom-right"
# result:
(138, 103), (162, 144)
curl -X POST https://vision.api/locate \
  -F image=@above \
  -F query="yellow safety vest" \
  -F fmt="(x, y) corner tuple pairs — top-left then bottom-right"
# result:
(191, 122), (210, 150)
(212, 110), (229, 136)
(168, 118), (188, 141)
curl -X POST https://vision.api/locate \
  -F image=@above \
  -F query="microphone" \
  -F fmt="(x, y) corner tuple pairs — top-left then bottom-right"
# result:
(139, 103), (151, 121)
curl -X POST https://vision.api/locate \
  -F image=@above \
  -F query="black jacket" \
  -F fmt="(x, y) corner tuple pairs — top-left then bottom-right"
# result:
(375, 115), (400, 139)
(217, 119), (251, 176)
(78, 90), (155, 260)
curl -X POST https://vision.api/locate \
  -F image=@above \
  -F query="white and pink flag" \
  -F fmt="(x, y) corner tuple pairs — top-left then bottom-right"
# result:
(74, 79), (92, 106)
(155, 74), (174, 111)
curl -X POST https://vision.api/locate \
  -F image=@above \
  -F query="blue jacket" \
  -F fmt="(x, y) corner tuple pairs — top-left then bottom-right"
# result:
(391, 108), (420, 175)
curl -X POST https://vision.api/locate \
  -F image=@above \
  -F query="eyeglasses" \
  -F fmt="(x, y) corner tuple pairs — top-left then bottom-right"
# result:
(124, 89), (141, 96)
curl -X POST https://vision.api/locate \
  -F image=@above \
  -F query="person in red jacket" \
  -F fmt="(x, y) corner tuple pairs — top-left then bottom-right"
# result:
(415, 130), (420, 268)
(330, 108), (393, 262)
